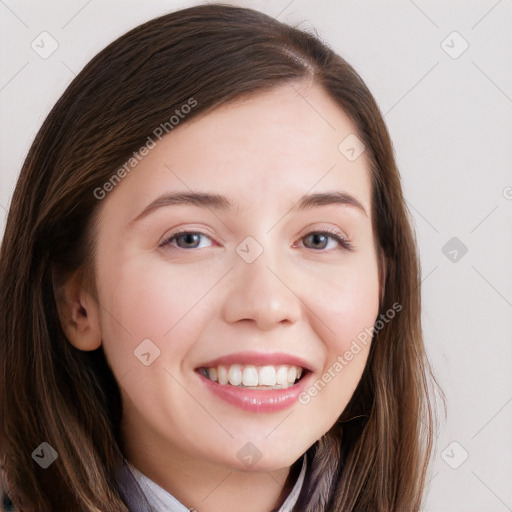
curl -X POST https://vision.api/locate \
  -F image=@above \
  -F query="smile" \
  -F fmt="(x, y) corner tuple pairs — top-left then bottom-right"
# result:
(194, 352), (314, 413)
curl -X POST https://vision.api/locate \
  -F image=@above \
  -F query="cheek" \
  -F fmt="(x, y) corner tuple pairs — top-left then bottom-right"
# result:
(95, 255), (215, 373)
(311, 253), (380, 351)
(299, 252), (379, 423)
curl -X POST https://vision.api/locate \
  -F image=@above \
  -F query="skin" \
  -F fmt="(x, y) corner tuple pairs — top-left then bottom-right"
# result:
(59, 81), (381, 512)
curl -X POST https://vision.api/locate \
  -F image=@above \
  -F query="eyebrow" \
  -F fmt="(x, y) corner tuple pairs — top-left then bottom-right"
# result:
(130, 190), (368, 226)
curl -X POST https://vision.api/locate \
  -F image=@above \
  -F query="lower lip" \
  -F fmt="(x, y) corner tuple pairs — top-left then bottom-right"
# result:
(196, 371), (311, 413)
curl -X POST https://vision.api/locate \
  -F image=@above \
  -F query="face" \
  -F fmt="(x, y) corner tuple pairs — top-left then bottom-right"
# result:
(92, 82), (380, 473)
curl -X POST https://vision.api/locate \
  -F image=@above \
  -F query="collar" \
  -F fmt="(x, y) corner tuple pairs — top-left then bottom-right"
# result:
(115, 454), (307, 512)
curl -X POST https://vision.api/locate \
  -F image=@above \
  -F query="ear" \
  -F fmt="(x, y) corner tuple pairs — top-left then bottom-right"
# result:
(53, 270), (102, 351)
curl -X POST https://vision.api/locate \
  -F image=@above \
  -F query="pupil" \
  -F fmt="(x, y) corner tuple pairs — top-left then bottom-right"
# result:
(312, 233), (326, 247)
(182, 233), (198, 247)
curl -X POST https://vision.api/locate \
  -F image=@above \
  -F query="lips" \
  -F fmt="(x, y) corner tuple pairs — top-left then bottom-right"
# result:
(194, 351), (313, 412)
(195, 351), (312, 388)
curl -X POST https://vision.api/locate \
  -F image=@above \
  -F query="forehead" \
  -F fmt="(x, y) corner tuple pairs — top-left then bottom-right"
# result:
(98, 82), (372, 223)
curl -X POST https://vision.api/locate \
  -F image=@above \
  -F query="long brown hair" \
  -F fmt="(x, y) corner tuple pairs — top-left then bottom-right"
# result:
(0, 3), (443, 510)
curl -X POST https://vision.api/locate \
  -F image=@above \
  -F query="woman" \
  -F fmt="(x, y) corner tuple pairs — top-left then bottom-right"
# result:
(0, 4), (442, 511)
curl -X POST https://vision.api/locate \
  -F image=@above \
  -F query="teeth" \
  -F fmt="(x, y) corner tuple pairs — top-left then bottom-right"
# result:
(228, 364), (242, 386)
(242, 366), (259, 386)
(218, 365), (228, 385)
(259, 366), (276, 386)
(201, 363), (305, 388)
(208, 367), (217, 382)
(287, 366), (297, 383)
(276, 366), (288, 385)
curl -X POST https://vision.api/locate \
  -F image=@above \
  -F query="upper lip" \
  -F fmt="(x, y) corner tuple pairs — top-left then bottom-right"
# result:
(196, 351), (314, 372)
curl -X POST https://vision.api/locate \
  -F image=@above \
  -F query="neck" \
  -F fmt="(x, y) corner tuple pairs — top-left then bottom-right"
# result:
(121, 424), (300, 512)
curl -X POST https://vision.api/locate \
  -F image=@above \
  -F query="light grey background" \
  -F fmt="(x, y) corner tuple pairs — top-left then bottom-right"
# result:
(1, 1), (511, 511)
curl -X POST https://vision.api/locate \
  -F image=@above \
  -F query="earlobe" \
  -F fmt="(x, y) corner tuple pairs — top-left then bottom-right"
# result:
(53, 271), (102, 351)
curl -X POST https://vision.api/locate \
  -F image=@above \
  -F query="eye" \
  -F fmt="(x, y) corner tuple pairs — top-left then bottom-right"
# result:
(299, 229), (354, 252)
(159, 228), (354, 252)
(159, 230), (213, 250)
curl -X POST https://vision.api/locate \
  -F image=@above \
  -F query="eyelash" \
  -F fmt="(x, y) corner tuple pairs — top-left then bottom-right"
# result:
(159, 228), (354, 252)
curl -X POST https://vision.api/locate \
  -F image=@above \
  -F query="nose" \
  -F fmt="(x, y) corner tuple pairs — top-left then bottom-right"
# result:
(221, 249), (302, 331)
